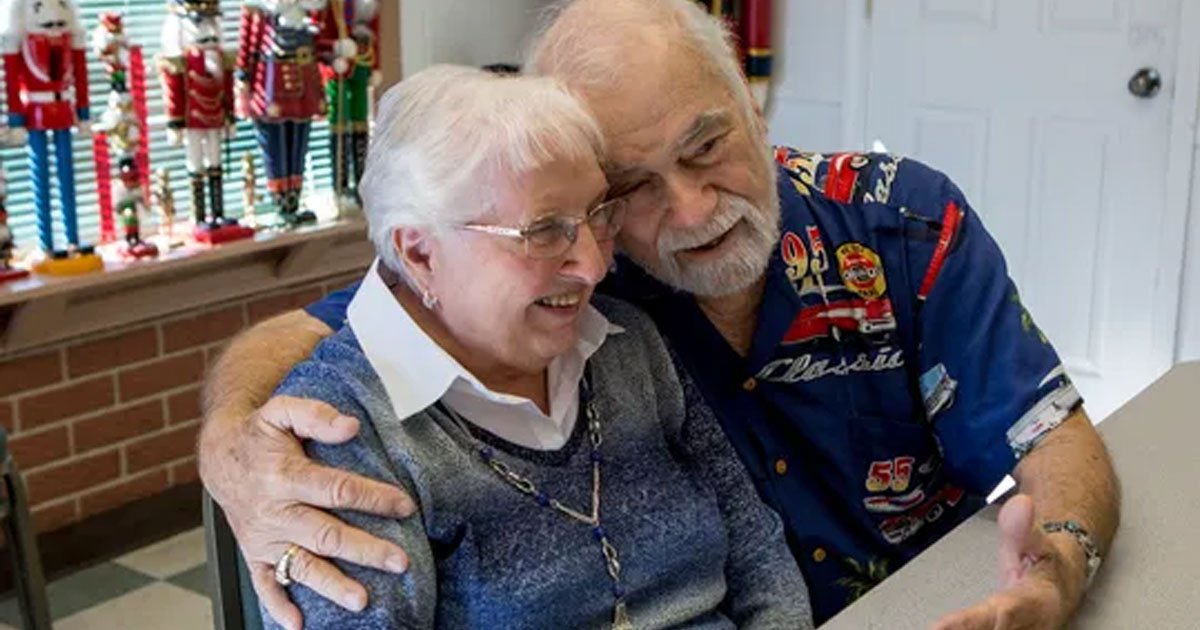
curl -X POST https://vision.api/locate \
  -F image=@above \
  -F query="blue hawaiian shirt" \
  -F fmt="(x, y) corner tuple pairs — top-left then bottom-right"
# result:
(304, 148), (1081, 623)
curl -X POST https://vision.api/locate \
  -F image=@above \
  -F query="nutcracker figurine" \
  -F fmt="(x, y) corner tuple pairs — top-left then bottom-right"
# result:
(153, 168), (177, 239)
(237, 0), (339, 228)
(241, 152), (258, 228)
(315, 0), (379, 212)
(93, 13), (157, 260)
(160, 0), (255, 244)
(0, 0), (102, 275)
(695, 0), (773, 109)
(114, 156), (158, 258)
(0, 166), (30, 282)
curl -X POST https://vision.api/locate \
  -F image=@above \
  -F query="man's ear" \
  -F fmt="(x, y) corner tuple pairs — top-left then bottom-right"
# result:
(393, 226), (437, 289)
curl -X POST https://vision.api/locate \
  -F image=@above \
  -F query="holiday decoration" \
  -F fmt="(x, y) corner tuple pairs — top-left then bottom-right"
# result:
(0, 0), (102, 275)
(92, 12), (157, 259)
(153, 168), (177, 240)
(236, 0), (339, 228)
(315, 0), (379, 214)
(0, 166), (29, 282)
(696, 0), (772, 108)
(160, 0), (255, 244)
(241, 152), (258, 228)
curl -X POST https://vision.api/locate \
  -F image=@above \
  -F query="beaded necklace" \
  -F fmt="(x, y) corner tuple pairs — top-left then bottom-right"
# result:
(440, 370), (633, 630)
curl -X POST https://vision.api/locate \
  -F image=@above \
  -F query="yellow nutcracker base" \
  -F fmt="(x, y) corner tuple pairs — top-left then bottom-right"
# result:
(34, 253), (104, 276)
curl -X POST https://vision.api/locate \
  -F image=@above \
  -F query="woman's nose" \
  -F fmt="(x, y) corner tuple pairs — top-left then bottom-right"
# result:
(562, 224), (610, 286)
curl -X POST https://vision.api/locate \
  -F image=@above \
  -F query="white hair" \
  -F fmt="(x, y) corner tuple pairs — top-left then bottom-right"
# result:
(526, 0), (757, 126)
(360, 65), (605, 276)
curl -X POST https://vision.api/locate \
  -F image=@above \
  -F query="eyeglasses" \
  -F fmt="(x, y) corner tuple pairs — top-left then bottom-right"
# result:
(458, 197), (628, 259)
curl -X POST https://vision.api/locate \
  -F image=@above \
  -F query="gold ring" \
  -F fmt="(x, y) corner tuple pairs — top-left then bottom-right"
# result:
(274, 544), (302, 587)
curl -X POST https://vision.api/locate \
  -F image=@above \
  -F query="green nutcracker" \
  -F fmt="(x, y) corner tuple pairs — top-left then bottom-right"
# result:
(315, 0), (379, 212)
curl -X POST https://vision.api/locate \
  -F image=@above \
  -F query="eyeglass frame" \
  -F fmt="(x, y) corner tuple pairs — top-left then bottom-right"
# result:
(456, 197), (628, 259)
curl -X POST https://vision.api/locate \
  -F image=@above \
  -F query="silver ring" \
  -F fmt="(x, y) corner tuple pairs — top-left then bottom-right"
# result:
(274, 544), (302, 587)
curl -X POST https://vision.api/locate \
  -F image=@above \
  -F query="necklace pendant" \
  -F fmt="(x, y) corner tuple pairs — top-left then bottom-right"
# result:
(612, 600), (633, 630)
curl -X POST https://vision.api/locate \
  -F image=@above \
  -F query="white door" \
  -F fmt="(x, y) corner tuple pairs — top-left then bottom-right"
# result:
(858, 0), (1193, 420)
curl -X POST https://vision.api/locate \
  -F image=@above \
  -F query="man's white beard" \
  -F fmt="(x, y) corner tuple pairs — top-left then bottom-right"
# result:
(631, 187), (781, 298)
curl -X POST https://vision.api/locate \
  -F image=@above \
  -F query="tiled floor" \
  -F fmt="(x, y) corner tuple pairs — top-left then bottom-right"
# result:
(0, 528), (212, 630)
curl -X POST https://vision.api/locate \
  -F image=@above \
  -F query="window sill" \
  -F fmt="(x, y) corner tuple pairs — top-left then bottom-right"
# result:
(0, 219), (373, 354)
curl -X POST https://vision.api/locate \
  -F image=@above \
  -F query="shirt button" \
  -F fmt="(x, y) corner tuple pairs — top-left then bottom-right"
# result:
(812, 547), (827, 563)
(774, 458), (788, 475)
(742, 378), (757, 391)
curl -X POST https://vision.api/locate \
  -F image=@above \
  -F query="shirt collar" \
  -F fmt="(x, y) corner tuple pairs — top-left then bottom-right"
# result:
(347, 259), (623, 422)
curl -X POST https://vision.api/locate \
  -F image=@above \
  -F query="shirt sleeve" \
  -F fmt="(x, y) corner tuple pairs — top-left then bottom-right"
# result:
(262, 345), (436, 629)
(305, 281), (361, 331)
(669, 348), (814, 629)
(889, 159), (1082, 496)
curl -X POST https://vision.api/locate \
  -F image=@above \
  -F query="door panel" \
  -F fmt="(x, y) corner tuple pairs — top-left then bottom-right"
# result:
(864, 0), (1182, 418)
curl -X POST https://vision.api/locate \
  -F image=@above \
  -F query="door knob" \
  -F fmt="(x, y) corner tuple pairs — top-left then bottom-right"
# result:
(1128, 67), (1162, 98)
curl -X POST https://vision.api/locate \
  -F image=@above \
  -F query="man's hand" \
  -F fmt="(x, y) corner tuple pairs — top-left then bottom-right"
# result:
(932, 495), (1085, 630)
(199, 396), (416, 630)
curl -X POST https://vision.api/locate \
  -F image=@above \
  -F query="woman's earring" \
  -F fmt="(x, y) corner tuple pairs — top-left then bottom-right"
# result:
(422, 288), (439, 309)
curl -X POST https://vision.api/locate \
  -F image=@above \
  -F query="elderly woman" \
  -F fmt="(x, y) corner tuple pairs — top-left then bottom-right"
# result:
(264, 64), (811, 629)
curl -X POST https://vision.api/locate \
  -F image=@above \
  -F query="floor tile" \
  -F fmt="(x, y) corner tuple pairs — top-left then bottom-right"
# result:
(167, 563), (211, 598)
(0, 562), (154, 624)
(0, 597), (21, 627)
(114, 527), (207, 579)
(54, 582), (212, 630)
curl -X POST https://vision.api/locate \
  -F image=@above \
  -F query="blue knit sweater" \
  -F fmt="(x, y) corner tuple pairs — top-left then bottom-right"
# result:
(265, 296), (812, 629)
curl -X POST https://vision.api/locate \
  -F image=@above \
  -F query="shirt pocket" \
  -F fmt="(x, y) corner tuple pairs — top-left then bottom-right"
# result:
(850, 415), (957, 547)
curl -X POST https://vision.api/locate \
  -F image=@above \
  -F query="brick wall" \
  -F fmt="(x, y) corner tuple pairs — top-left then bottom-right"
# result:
(0, 269), (365, 537)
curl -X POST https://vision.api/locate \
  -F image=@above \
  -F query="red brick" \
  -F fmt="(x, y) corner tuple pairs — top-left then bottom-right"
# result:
(79, 469), (169, 517)
(67, 327), (159, 378)
(166, 387), (202, 424)
(18, 376), (116, 431)
(9, 426), (69, 470)
(171, 457), (199, 485)
(126, 422), (201, 473)
(26, 450), (121, 505)
(247, 286), (324, 324)
(117, 352), (204, 402)
(162, 306), (245, 353)
(72, 401), (165, 454)
(0, 350), (62, 397)
(32, 500), (78, 534)
(0, 400), (13, 434)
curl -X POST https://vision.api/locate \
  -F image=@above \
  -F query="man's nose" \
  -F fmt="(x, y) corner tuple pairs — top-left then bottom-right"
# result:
(662, 173), (718, 231)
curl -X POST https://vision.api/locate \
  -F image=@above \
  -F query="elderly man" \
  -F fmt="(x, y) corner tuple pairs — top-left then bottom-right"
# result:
(200, 0), (1118, 628)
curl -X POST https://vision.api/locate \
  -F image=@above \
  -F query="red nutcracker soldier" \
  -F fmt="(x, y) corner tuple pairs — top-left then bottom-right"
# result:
(160, 0), (255, 244)
(236, 0), (333, 228)
(0, 0), (102, 275)
(696, 0), (773, 109)
(314, 0), (378, 212)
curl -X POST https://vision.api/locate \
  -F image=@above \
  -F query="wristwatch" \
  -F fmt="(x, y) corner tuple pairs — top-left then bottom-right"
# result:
(1042, 520), (1103, 587)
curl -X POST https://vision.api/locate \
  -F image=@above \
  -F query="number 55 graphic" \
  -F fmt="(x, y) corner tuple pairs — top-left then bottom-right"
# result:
(865, 456), (915, 493)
